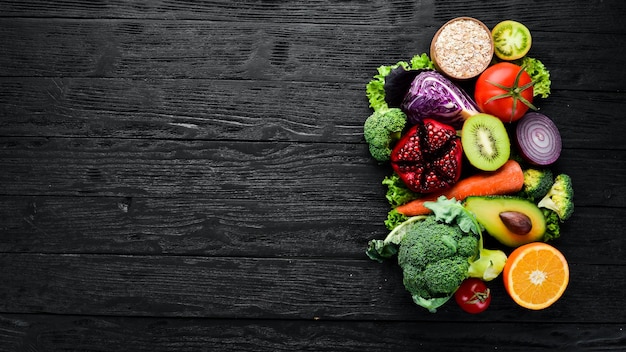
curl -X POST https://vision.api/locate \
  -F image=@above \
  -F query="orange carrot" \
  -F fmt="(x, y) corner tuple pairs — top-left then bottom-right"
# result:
(395, 159), (525, 216)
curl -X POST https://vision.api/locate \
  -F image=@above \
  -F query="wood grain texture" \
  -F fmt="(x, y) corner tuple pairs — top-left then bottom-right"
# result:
(0, 195), (386, 258)
(1, 0), (625, 349)
(0, 253), (624, 322)
(0, 78), (371, 142)
(0, 137), (623, 207)
(1, 195), (623, 264)
(1, 77), (624, 148)
(0, 137), (385, 201)
(1, 0), (624, 35)
(0, 314), (624, 352)
(1, 19), (624, 91)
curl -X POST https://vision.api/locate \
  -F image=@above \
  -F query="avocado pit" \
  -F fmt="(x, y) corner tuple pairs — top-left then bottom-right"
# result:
(464, 196), (546, 247)
(499, 211), (532, 235)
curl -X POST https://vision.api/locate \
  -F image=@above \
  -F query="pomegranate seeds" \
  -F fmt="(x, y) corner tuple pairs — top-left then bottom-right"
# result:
(391, 119), (463, 193)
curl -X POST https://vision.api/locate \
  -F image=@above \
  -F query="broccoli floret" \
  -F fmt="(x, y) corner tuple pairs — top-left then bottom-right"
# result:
(363, 108), (407, 162)
(401, 264), (429, 299)
(542, 208), (561, 242)
(397, 217), (464, 270)
(395, 216), (477, 312)
(423, 257), (470, 295)
(519, 168), (553, 201)
(457, 235), (479, 259)
(366, 197), (507, 313)
(366, 215), (427, 262)
(538, 174), (574, 221)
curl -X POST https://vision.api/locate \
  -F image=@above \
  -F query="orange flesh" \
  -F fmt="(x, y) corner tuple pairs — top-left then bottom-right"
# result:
(503, 243), (569, 310)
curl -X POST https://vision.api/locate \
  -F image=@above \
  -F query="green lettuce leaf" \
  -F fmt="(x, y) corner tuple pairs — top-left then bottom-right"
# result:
(517, 56), (552, 99)
(424, 196), (480, 235)
(365, 53), (434, 111)
(382, 173), (421, 208)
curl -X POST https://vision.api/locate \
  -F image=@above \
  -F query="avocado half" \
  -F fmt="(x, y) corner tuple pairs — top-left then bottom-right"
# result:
(464, 196), (546, 247)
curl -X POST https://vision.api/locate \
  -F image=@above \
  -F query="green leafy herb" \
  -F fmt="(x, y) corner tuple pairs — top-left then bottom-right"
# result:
(365, 53), (434, 111)
(516, 56), (551, 98)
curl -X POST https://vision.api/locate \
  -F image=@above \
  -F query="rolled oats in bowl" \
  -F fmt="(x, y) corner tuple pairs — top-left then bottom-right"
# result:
(430, 17), (494, 80)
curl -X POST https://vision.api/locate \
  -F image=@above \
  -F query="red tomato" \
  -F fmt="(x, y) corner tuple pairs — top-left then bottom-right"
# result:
(475, 62), (535, 123)
(455, 278), (491, 314)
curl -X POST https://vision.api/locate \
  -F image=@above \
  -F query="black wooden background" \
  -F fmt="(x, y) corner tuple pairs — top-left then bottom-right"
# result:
(1, 1), (625, 351)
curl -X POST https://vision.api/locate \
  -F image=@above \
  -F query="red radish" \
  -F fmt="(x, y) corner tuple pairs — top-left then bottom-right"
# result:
(515, 112), (562, 166)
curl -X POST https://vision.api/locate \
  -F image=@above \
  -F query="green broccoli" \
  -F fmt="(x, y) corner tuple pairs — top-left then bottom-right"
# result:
(519, 168), (553, 201)
(397, 216), (470, 271)
(363, 108), (407, 162)
(366, 197), (507, 313)
(423, 257), (471, 295)
(538, 174), (574, 221)
(541, 208), (561, 242)
(457, 235), (481, 258)
(397, 217), (476, 302)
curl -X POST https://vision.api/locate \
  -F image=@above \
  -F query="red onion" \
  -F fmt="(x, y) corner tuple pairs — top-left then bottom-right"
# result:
(515, 112), (562, 166)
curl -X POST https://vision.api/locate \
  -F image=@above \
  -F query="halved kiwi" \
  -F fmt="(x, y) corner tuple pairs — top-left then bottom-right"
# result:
(492, 20), (532, 60)
(461, 113), (511, 171)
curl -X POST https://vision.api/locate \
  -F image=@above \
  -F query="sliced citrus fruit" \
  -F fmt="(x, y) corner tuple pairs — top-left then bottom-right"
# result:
(502, 242), (569, 310)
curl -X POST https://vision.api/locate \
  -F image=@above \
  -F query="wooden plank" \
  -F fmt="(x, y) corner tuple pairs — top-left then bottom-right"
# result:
(0, 78), (371, 143)
(1, 194), (622, 264)
(0, 18), (430, 80)
(0, 137), (623, 207)
(0, 314), (624, 352)
(0, 19), (624, 91)
(0, 77), (623, 149)
(0, 137), (385, 200)
(0, 0), (621, 349)
(0, 253), (623, 322)
(0, 196), (386, 258)
(0, 193), (621, 262)
(0, 0), (624, 35)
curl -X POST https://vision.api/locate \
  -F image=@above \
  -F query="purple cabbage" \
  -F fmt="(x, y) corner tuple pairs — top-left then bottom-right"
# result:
(401, 70), (479, 129)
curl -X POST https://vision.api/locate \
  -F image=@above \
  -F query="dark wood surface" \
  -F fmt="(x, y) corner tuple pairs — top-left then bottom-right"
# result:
(1, 1), (625, 350)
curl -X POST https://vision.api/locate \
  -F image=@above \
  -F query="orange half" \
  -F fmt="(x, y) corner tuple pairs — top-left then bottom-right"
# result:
(503, 242), (569, 310)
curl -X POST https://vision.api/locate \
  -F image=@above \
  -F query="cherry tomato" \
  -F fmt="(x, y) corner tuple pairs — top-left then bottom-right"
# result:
(455, 278), (491, 314)
(474, 62), (535, 123)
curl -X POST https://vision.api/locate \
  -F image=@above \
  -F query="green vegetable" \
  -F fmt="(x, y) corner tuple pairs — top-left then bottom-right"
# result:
(492, 20), (532, 61)
(363, 108), (407, 162)
(519, 168), (553, 201)
(366, 196), (507, 313)
(384, 208), (409, 230)
(367, 215), (427, 261)
(382, 173), (421, 208)
(541, 208), (561, 242)
(515, 56), (551, 98)
(397, 216), (475, 312)
(538, 174), (574, 221)
(365, 53), (434, 111)
(409, 53), (435, 71)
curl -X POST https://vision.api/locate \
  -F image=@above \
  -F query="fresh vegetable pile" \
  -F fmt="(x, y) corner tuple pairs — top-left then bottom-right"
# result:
(364, 18), (574, 313)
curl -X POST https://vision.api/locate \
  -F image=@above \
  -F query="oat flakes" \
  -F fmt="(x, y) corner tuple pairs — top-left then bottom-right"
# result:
(432, 18), (493, 79)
